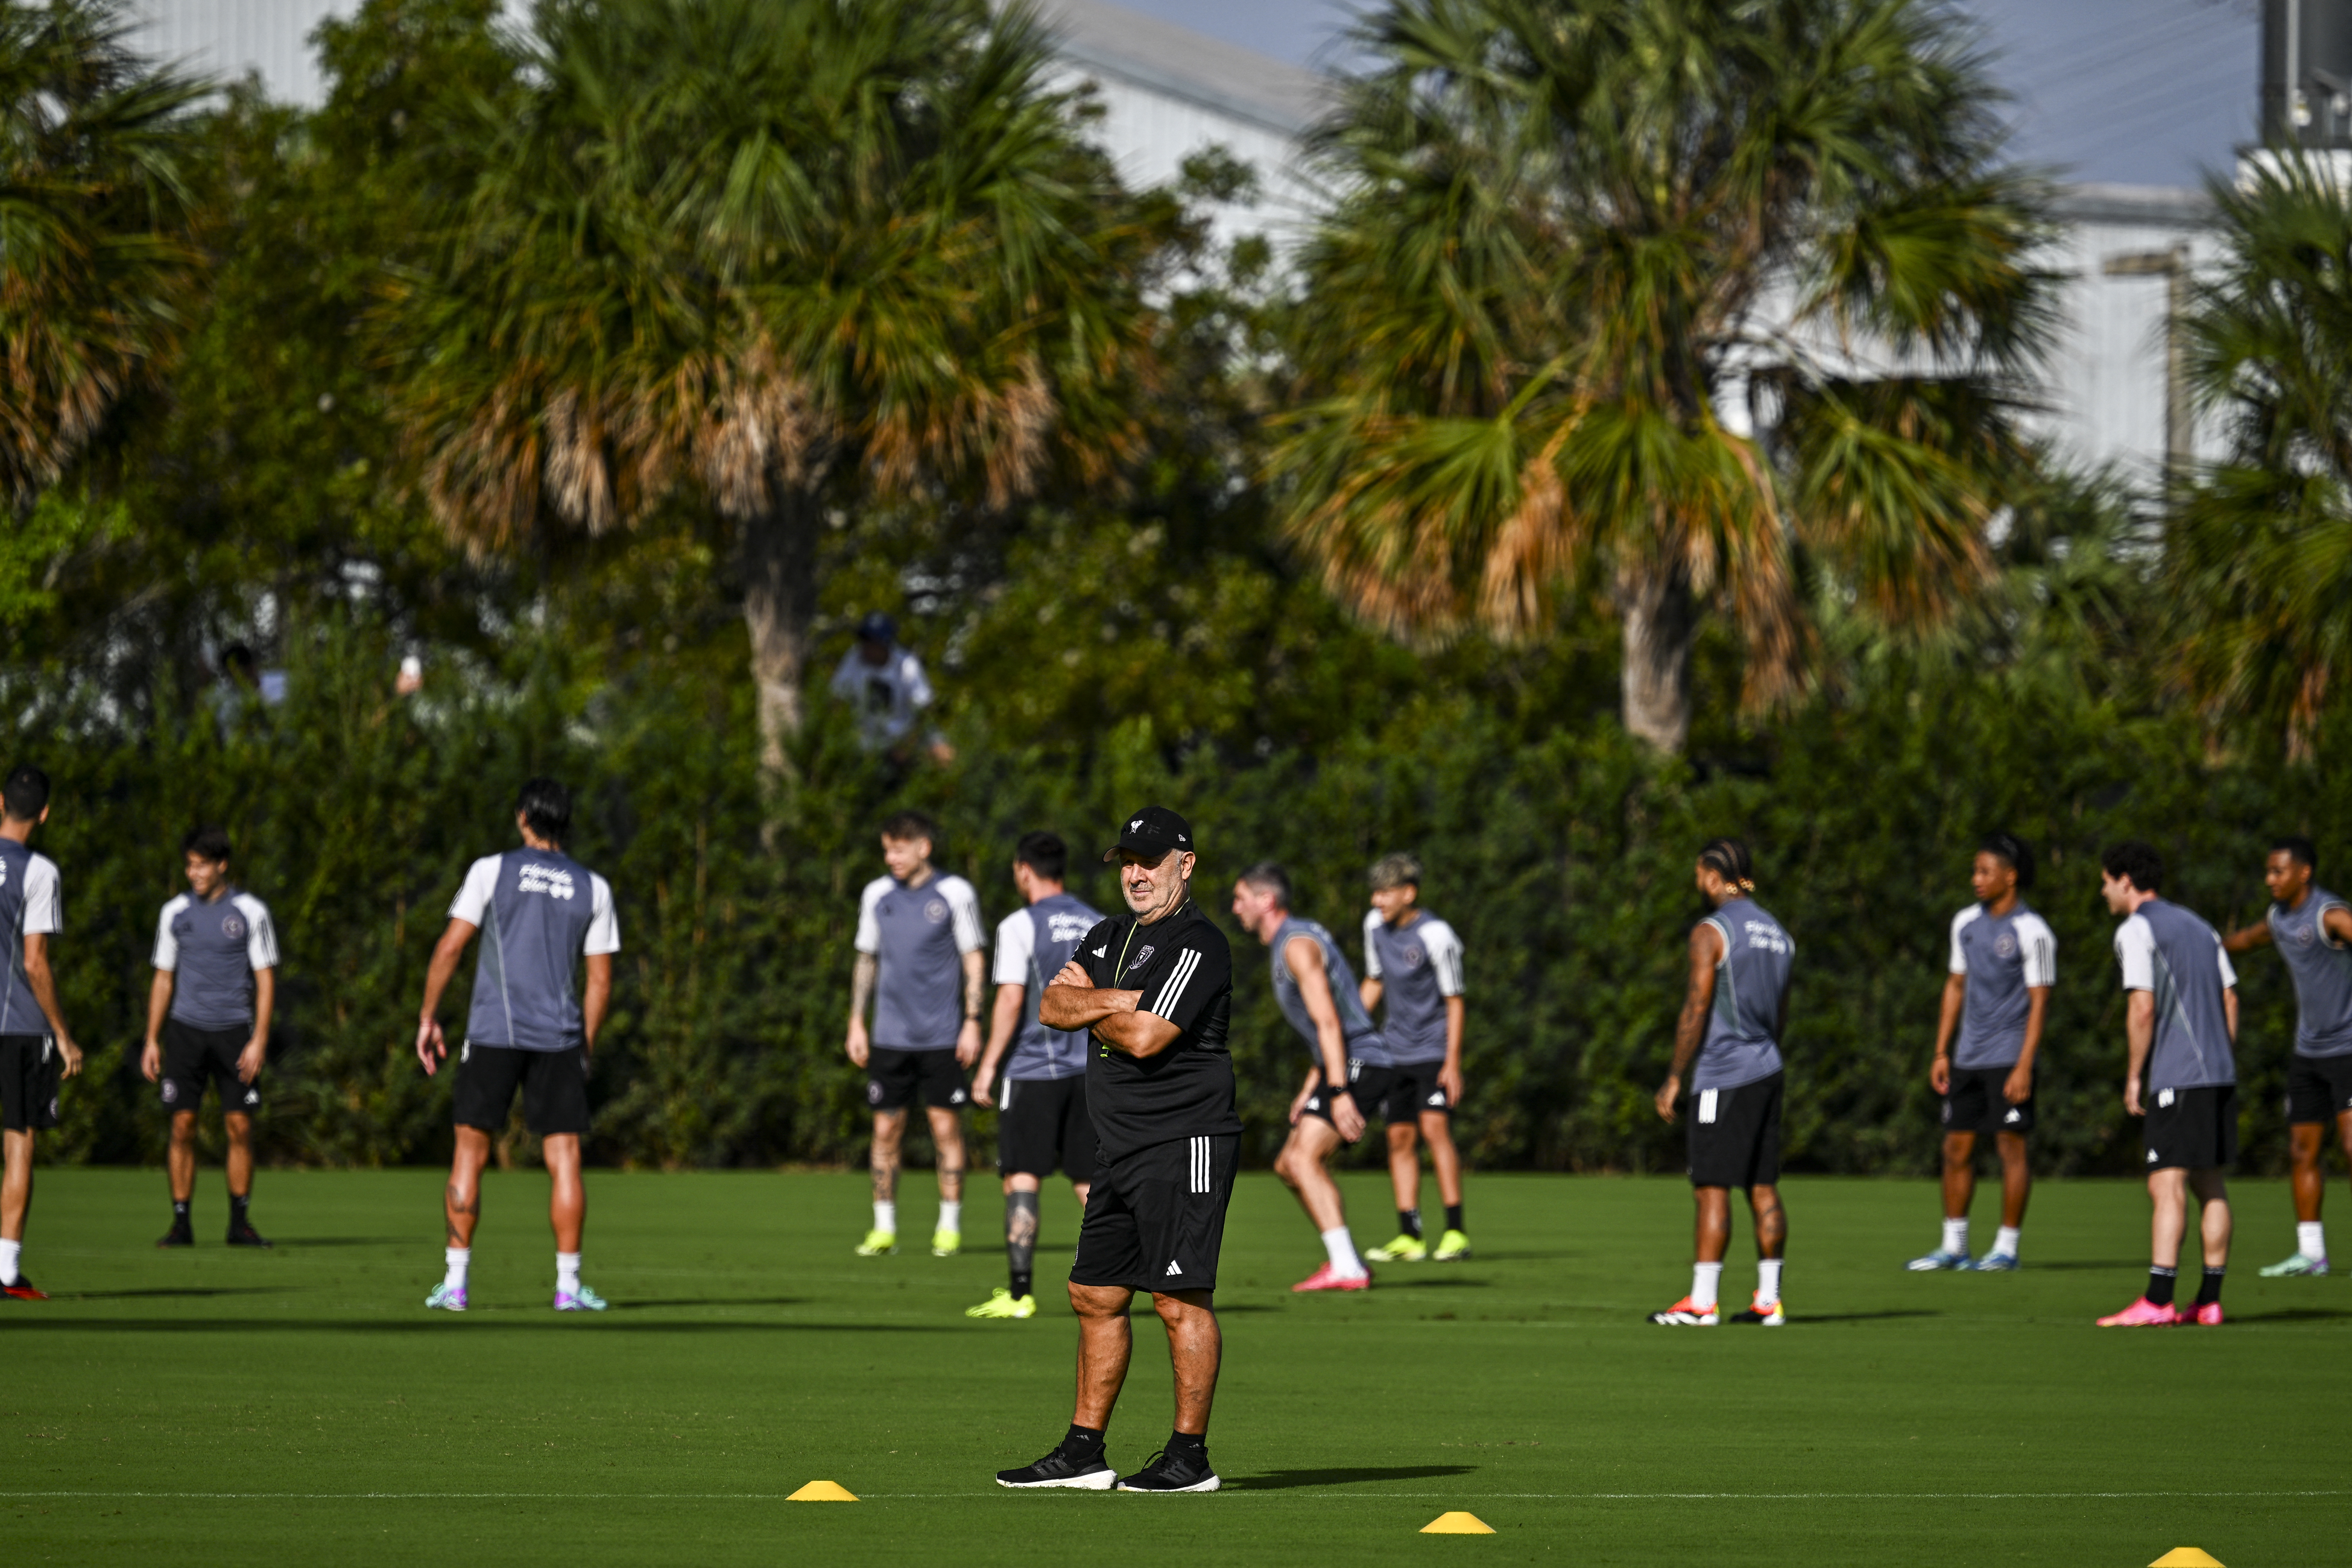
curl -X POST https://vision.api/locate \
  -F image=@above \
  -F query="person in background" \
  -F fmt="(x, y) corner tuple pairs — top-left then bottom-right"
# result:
(828, 612), (952, 765)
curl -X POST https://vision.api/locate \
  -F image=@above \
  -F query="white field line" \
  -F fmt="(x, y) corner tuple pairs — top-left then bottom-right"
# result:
(1, 1489), (2345, 1503)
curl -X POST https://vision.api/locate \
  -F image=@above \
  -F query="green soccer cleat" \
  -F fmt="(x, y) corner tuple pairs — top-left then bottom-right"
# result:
(855, 1229), (897, 1257)
(1364, 1233), (1427, 1262)
(2259, 1252), (2330, 1277)
(931, 1228), (962, 1258)
(1431, 1228), (1473, 1261)
(966, 1288), (1037, 1319)
(553, 1284), (608, 1312)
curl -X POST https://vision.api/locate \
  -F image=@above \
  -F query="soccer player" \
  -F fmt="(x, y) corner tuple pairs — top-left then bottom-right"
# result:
(141, 826), (282, 1249)
(1909, 832), (2053, 1272)
(2220, 835), (2352, 1277)
(846, 809), (985, 1258)
(414, 778), (619, 1312)
(1649, 838), (1794, 1327)
(996, 805), (1238, 1494)
(1230, 862), (1390, 1292)
(0, 765), (78, 1301)
(2095, 840), (2239, 1327)
(1358, 852), (1470, 1263)
(968, 831), (1104, 1319)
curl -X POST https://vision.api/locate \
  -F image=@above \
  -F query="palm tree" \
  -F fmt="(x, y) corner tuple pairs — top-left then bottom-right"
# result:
(381, 0), (1157, 771)
(2168, 153), (2352, 762)
(1271, 0), (2052, 752)
(0, 0), (203, 505)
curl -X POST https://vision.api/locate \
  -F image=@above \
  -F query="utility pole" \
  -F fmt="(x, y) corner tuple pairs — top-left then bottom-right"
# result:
(2102, 247), (2194, 477)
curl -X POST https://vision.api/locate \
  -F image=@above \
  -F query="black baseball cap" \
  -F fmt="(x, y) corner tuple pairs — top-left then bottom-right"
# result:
(855, 611), (897, 643)
(1103, 805), (1195, 862)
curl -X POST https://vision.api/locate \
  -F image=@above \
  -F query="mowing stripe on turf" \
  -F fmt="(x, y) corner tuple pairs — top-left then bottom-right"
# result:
(4, 1489), (2347, 1502)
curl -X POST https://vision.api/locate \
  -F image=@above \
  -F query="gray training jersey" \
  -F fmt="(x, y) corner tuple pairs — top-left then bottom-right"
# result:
(2113, 898), (2237, 1091)
(1269, 915), (1392, 1069)
(0, 838), (62, 1037)
(1362, 908), (1464, 1065)
(1948, 900), (2056, 1069)
(992, 891), (1104, 1081)
(1694, 896), (1793, 1092)
(855, 873), (985, 1051)
(154, 889), (280, 1032)
(450, 849), (621, 1052)
(2267, 887), (2352, 1058)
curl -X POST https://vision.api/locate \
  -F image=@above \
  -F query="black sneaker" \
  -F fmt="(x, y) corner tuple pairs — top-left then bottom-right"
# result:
(996, 1439), (1116, 1490)
(2, 1274), (48, 1300)
(1116, 1446), (1220, 1493)
(156, 1222), (194, 1248)
(226, 1220), (273, 1249)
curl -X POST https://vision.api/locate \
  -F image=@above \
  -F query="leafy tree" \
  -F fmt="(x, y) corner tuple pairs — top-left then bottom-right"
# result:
(1271, 0), (2052, 751)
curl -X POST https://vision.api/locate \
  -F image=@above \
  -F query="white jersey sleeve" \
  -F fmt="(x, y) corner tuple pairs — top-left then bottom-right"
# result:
(2115, 914), (2155, 992)
(1361, 909), (1385, 978)
(2216, 936), (2237, 990)
(941, 876), (985, 955)
(1420, 917), (1466, 996)
(449, 855), (502, 927)
(1948, 904), (1979, 975)
(2013, 911), (2056, 988)
(233, 893), (280, 970)
(853, 877), (890, 955)
(584, 873), (621, 956)
(21, 853), (60, 935)
(897, 650), (935, 712)
(153, 894), (190, 971)
(993, 908), (1035, 986)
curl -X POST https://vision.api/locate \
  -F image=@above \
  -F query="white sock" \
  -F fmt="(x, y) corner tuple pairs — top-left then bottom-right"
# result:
(873, 1200), (896, 1234)
(2300, 1220), (2327, 1260)
(1321, 1225), (1366, 1277)
(0, 1239), (19, 1286)
(1757, 1257), (1783, 1303)
(1690, 1260), (1722, 1311)
(1941, 1218), (1969, 1256)
(1992, 1225), (2021, 1259)
(937, 1200), (961, 1234)
(556, 1251), (581, 1294)
(443, 1246), (469, 1291)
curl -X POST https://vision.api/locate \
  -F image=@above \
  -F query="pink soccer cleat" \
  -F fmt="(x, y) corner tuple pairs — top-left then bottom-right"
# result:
(2096, 1296), (2183, 1327)
(2192, 1301), (2224, 1326)
(1291, 1263), (1371, 1292)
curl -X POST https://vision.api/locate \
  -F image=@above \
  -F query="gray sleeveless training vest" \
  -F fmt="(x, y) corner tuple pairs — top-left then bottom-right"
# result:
(2268, 886), (2352, 1059)
(1694, 895), (1793, 1092)
(1269, 915), (1393, 1069)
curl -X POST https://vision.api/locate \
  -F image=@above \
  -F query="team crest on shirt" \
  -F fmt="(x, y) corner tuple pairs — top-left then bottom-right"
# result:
(2294, 921), (2318, 946)
(1993, 932), (2015, 958)
(1402, 945), (1426, 969)
(1130, 944), (1155, 970)
(923, 897), (949, 924)
(223, 914), (246, 940)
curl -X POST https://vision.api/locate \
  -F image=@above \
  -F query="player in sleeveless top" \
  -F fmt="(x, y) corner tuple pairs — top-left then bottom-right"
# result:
(846, 811), (987, 1258)
(1650, 839), (1794, 1327)
(141, 826), (281, 1249)
(0, 765), (79, 1301)
(2221, 835), (2352, 1277)
(1358, 853), (1471, 1263)
(1231, 862), (1389, 1292)
(414, 779), (620, 1312)
(1910, 833), (2053, 1271)
(2097, 841), (2239, 1326)
(968, 832), (1104, 1319)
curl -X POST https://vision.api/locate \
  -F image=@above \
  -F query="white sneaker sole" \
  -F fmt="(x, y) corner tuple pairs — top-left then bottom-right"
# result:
(998, 1470), (1116, 1490)
(1118, 1475), (1221, 1493)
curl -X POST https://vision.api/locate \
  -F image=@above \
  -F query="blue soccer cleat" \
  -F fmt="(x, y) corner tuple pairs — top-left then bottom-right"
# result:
(1906, 1249), (1972, 1271)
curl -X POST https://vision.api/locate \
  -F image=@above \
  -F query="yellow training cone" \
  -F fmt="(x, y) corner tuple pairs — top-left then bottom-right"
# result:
(1420, 1512), (1495, 1534)
(786, 1480), (859, 1502)
(2149, 1551), (2224, 1567)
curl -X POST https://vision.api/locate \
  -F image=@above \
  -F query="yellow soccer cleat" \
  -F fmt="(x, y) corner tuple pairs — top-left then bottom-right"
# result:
(1364, 1233), (1427, 1262)
(855, 1229), (897, 1257)
(1431, 1228), (1473, 1261)
(931, 1228), (962, 1258)
(966, 1288), (1037, 1319)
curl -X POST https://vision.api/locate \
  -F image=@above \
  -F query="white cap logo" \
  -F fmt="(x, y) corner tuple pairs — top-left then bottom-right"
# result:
(1130, 818), (1142, 831)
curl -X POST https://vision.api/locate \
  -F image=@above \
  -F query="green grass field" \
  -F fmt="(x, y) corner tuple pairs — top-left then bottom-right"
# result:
(2, 1167), (2345, 1566)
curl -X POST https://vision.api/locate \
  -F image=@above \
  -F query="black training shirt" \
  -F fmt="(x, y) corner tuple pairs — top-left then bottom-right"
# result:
(1073, 897), (1239, 1163)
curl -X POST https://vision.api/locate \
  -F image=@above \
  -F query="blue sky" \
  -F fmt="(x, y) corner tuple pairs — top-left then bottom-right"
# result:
(1114, 0), (2261, 189)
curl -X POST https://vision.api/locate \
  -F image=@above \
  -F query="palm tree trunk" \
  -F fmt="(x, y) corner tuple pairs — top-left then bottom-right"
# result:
(1616, 561), (1695, 754)
(739, 485), (822, 777)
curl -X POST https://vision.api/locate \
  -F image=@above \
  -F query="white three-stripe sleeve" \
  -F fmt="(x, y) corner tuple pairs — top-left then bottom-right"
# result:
(992, 908), (1034, 985)
(1361, 908), (1385, 978)
(941, 875), (987, 955)
(1148, 948), (1202, 1019)
(1420, 917), (1466, 996)
(20, 853), (60, 935)
(233, 893), (280, 970)
(1949, 904), (1980, 975)
(2012, 912), (2056, 988)
(152, 894), (189, 970)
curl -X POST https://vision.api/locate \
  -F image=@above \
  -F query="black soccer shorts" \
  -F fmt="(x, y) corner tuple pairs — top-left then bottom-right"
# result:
(2286, 1054), (2352, 1125)
(452, 1042), (592, 1136)
(1381, 1061), (1452, 1124)
(0, 1034), (62, 1133)
(1941, 1063), (2034, 1137)
(1687, 1071), (1784, 1189)
(159, 1019), (262, 1116)
(1302, 1060), (1393, 1125)
(996, 1073), (1096, 1181)
(867, 1048), (969, 1112)
(2144, 1083), (2239, 1172)
(1071, 1133), (1238, 1295)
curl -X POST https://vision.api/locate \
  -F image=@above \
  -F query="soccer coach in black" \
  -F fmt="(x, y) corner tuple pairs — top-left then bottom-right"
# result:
(995, 805), (1238, 1495)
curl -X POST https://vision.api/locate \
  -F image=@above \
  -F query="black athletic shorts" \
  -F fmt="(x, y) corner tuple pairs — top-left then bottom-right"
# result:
(0, 1034), (62, 1133)
(1687, 1071), (1784, 1188)
(1941, 1063), (2034, 1137)
(1302, 1060), (1393, 1125)
(1382, 1061), (1452, 1124)
(997, 1073), (1096, 1182)
(2144, 1083), (2238, 1171)
(452, 1042), (592, 1136)
(2287, 1054), (2352, 1125)
(159, 1019), (261, 1116)
(1070, 1133), (1239, 1295)
(867, 1047), (968, 1112)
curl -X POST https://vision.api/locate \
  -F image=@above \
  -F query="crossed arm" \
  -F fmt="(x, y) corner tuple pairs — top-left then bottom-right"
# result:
(1040, 962), (1181, 1058)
